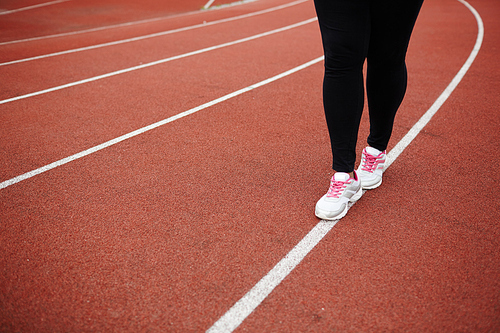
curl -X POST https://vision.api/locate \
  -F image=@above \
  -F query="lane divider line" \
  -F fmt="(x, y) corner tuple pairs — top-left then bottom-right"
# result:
(385, 0), (484, 170)
(206, 0), (484, 332)
(204, 0), (259, 10)
(209, 220), (338, 333)
(0, 0), (308, 66)
(0, 0), (71, 15)
(0, 0), (303, 46)
(0, 56), (324, 190)
(0, 17), (317, 106)
(203, 0), (216, 10)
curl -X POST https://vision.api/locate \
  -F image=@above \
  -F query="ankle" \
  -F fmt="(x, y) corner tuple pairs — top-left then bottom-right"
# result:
(333, 170), (355, 179)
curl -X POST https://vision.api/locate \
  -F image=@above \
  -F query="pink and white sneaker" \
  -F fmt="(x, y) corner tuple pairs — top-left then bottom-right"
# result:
(315, 171), (362, 220)
(357, 146), (386, 189)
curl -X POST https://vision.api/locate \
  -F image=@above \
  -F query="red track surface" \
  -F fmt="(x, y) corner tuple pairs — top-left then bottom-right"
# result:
(1, 0), (499, 332)
(0, 0), (218, 42)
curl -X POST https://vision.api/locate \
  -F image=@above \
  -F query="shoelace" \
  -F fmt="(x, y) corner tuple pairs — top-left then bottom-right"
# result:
(361, 153), (378, 173)
(326, 180), (348, 198)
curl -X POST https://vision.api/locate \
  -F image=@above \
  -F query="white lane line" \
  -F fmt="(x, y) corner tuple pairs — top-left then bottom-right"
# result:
(0, 9), (201, 47)
(0, 0), (307, 66)
(207, 220), (337, 333)
(206, 0), (484, 332)
(385, 0), (484, 170)
(0, 56), (323, 190)
(204, 0), (216, 10)
(0, 17), (317, 106)
(0, 0), (70, 15)
(0, 0), (292, 46)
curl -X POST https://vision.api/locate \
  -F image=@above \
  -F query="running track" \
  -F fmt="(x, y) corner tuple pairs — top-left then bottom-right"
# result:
(1, 0), (499, 331)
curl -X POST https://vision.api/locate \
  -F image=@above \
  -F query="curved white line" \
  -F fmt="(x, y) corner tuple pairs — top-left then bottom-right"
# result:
(0, 56), (323, 190)
(0, 0), (279, 46)
(0, 0), (70, 16)
(0, 10), (200, 46)
(0, 20), (319, 189)
(204, 0), (217, 9)
(206, 0), (484, 332)
(0, 0), (307, 66)
(0, 17), (316, 106)
(385, 0), (484, 169)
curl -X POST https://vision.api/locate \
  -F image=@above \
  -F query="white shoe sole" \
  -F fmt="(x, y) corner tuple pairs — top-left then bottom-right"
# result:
(361, 178), (382, 190)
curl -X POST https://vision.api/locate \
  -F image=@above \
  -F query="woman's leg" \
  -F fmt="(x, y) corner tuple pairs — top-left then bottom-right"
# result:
(313, 0), (371, 172)
(366, 0), (424, 151)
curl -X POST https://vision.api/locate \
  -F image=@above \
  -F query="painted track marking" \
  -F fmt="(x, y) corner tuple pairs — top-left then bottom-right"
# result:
(0, 0), (301, 46)
(0, 17), (317, 105)
(0, 8), (202, 46)
(386, 0), (484, 169)
(204, 0), (216, 9)
(0, 0), (307, 66)
(206, 0), (484, 332)
(0, 56), (323, 190)
(0, 0), (71, 15)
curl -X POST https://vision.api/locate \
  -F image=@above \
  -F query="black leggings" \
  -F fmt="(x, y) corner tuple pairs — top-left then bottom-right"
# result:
(314, 0), (423, 172)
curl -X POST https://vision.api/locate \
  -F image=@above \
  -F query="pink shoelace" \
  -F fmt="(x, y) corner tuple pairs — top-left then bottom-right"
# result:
(360, 152), (379, 173)
(326, 179), (348, 198)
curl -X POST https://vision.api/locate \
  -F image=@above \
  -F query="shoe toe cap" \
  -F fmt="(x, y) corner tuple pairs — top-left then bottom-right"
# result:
(315, 199), (346, 219)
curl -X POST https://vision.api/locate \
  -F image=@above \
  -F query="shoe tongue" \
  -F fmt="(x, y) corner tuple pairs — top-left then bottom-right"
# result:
(334, 172), (350, 182)
(366, 146), (382, 156)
